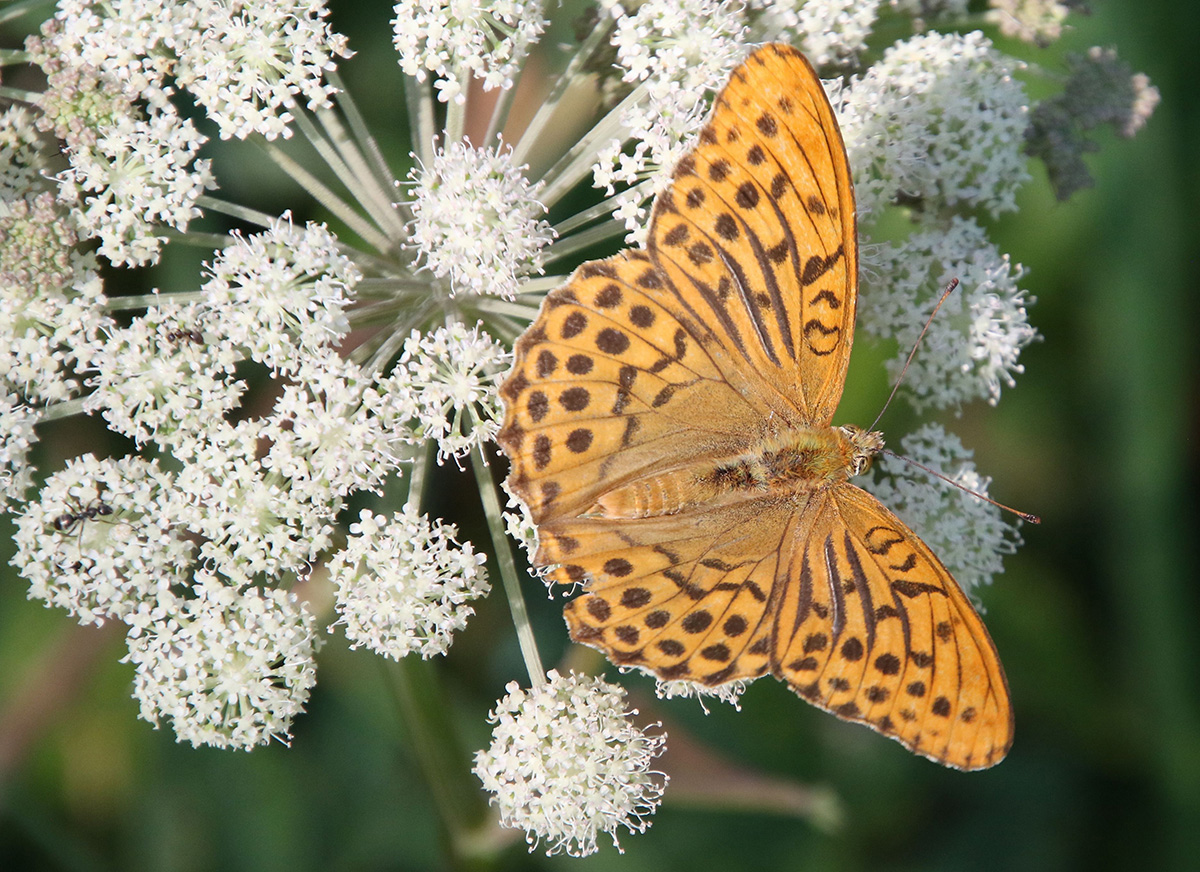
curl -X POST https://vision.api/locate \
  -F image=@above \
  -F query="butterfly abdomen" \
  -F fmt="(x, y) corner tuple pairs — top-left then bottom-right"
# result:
(590, 466), (726, 519)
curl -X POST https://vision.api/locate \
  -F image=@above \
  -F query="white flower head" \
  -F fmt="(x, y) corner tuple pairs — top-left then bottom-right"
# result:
(386, 322), (509, 463)
(987, 0), (1071, 45)
(840, 31), (1030, 219)
(474, 670), (668, 856)
(1, 270), (110, 405)
(407, 141), (554, 300)
(861, 216), (1037, 410)
(170, 420), (338, 579)
(12, 454), (193, 625)
(0, 188), (86, 298)
(201, 213), (359, 375)
(392, 0), (548, 104)
(124, 576), (319, 750)
(262, 361), (402, 500)
(175, 0), (352, 141)
(82, 301), (245, 448)
(61, 104), (216, 267)
(27, 0), (181, 104)
(866, 423), (1021, 598)
(750, 0), (882, 67)
(328, 507), (489, 659)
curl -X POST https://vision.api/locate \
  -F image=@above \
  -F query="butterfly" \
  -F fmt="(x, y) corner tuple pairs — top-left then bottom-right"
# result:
(498, 43), (1012, 770)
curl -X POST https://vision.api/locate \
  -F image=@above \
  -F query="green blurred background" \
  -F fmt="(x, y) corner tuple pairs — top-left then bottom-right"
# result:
(2, 1), (1198, 870)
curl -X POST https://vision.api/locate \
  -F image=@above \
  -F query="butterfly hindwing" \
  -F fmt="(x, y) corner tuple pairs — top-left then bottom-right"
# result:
(772, 485), (1013, 770)
(557, 497), (799, 685)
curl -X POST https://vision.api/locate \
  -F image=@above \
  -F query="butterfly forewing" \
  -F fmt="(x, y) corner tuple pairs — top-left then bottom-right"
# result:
(499, 250), (774, 524)
(648, 43), (857, 425)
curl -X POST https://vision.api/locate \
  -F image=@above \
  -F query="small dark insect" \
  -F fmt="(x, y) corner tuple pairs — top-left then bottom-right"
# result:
(165, 328), (204, 344)
(52, 500), (114, 534)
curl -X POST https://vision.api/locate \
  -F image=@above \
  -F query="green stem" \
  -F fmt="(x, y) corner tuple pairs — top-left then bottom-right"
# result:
(404, 73), (437, 169)
(381, 656), (492, 868)
(260, 142), (392, 252)
(196, 195), (279, 230)
(103, 291), (205, 311)
(406, 438), (432, 510)
(445, 63), (467, 145)
(470, 441), (545, 686)
(536, 82), (646, 204)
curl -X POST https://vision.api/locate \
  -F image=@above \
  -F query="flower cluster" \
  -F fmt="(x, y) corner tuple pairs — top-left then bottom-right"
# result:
(125, 576), (319, 751)
(381, 322), (510, 462)
(862, 216), (1037, 409)
(839, 30), (1030, 220)
(392, 0), (548, 103)
(408, 142), (554, 300)
(24, 0), (349, 266)
(12, 214), (489, 747)
(474, 671), (667, 856)
(328, 507), (489, 659)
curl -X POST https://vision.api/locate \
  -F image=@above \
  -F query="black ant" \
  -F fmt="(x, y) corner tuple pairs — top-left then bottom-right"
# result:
(52, 499), (114, 535)
(165, 328), (204, 344)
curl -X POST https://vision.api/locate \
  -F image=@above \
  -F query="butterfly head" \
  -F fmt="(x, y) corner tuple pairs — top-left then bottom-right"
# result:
(838, 425), (885, 477)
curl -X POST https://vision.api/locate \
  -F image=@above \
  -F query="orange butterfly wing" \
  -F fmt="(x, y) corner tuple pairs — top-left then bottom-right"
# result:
(500, 249), (774, 530)
(498, 44), (1013, 770)
(772, 485), (1013, 769)
(648, 43), (857, 424)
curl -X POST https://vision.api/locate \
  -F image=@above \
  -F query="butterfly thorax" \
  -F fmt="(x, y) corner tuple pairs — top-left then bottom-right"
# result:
(590, 424), (884, 520)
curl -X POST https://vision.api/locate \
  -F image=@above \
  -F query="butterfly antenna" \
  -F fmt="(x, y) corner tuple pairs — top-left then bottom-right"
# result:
(868, 278), (960, 433)
(880, 448), (1041, 524)
(868, 278), (1039, 524)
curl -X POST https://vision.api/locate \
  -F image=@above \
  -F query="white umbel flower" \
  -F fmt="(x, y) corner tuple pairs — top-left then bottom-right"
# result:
(596, 0), (748, 241)
(125, 576), (319, 750)
(0, 391), (38, 508)
(382, 322), (509, 462)
(474, 670), (667, 856)
(176, 0), (352, 141)
(862, 216), (1037, 410)
(328, 507), (489, 659)
(201, 213), (359, 375)
(82, 301), (244, 448)
(392, 0), (548, 103)
(13, 454), (192, 626)
(62, 105), (216, 267)
(840, 31), (1029, 219)
(408, 141), (553, 300)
